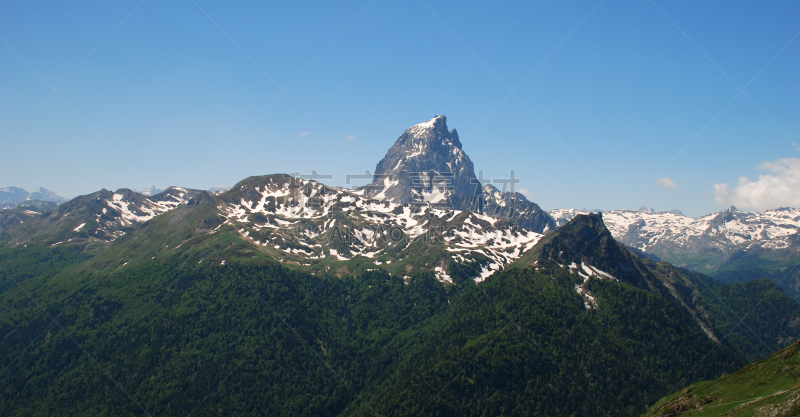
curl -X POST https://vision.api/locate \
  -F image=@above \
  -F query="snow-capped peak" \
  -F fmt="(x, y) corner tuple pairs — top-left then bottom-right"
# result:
(359, 116), (554, 233)
(410, 115), (446, 131)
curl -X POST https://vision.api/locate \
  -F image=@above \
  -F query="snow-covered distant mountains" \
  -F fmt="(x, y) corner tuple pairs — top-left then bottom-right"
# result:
(1, 187), (201, 245)
(208, 185), (231, 194)
(550, 206), (800, 273)
(137, 186), (163, 196)
(0, 186), (66, 209)
(139, 186), (231, 196)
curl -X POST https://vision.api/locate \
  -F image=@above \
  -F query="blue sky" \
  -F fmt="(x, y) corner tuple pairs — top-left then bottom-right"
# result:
(1, 0), (798, 217)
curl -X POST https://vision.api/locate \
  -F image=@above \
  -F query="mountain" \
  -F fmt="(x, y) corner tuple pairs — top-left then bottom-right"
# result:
(515, 213), (721, 340)
(72, 174), (545, 283)
(2, 211), (798, 416)
(643, 339), (800, 416)
(361, 115), (476, 207)
(0, 186), (66, 209)
(0, 186), (31, 209)
(2, 116), (800, 415)
(514, 213), (800, 357)
(549, 206), (800, 266)
(1, 173), (551, 285)
(0, 186), (201, 249)
(208, 185), (230, 194)
(137, 186), (163, 196)
(27, 187), (67, 203)
(362, 116), (555, 233)
(550, 206), (800, 300)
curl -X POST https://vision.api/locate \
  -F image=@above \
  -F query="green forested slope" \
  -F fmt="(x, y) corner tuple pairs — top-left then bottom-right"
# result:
(0, 214), (799, 416)
(0, 257), (450, 416)
(343, 266), (740, 416)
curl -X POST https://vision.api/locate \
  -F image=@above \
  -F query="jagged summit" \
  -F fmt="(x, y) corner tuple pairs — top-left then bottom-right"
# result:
(401, 115), (464, 150)
(526, 213), (652, 290)
(137, 186), (163, 196)
(362, 115), (555, 233)
(364, 115), (476, 209)
(406, 115), (453, 136)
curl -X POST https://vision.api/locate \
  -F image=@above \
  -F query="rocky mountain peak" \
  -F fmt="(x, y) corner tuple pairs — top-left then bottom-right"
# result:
(363, 115), (477, 209)
(530, 213), (658, 291)
(138, 186), (163, 196)
(401, 115), (461, 148)
(360, 115), (556, 233)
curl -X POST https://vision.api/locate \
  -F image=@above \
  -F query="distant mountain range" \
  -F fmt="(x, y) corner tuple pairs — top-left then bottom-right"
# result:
(3, 115), (800, 310)
(551, 205), (800, 300)
(550, 206), (800, 262)
(0, 186), (66, 209)
(136, 186), (162, 196)
(137, 186), (231, 196)
(3, 117), (800, 292)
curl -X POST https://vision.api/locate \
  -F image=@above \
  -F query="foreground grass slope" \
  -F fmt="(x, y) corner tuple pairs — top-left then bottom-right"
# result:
(643, 340), (800, 416)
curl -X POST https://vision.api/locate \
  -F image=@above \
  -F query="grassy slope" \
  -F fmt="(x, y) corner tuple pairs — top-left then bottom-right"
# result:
(642, 340), (800, 416)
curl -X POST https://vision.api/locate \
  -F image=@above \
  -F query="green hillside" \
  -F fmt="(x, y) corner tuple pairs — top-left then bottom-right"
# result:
(0, 255), (451, 416)
(1, 213), (799, 416)
(642, 340), (800, 416)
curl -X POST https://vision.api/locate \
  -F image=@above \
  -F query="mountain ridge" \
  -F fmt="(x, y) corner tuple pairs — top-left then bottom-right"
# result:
(549, 206), (800, 301)
(0, 186), (66, 209)
(1, 116), (800, 416)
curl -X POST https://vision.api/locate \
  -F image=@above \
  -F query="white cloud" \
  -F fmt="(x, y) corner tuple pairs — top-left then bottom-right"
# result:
(345, 135), (357, 141)
(299, 131), (310, 136)
(713, 183), (730, 206)
(655, 177), (679, 188)
(714, 157), (800, 211)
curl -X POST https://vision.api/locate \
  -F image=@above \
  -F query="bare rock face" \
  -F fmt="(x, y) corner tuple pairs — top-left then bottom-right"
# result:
(363, 116), (478, 208)
(362, 115), (555, 233)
